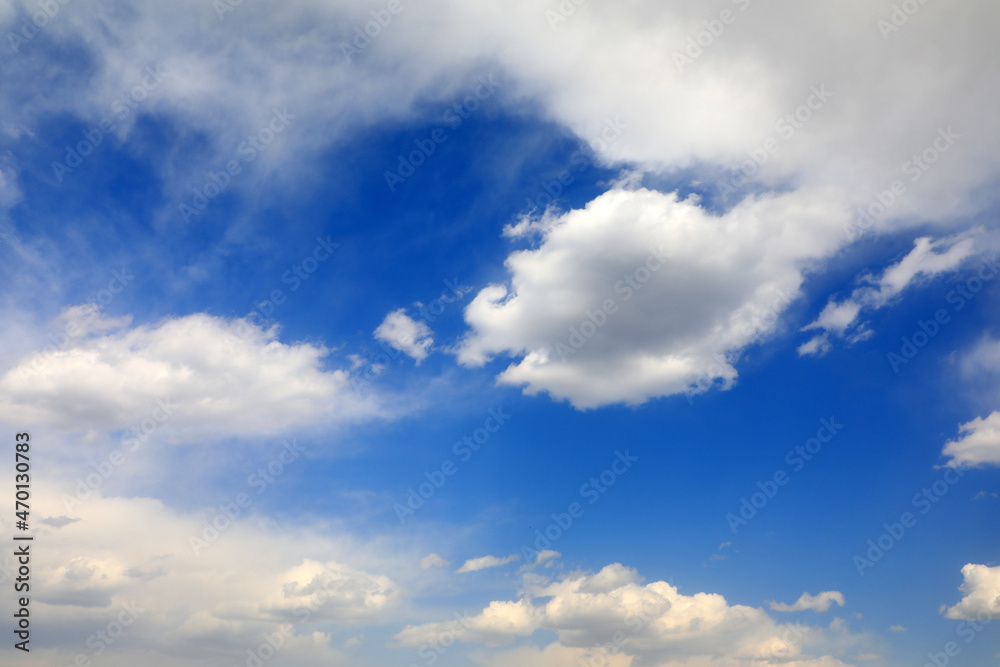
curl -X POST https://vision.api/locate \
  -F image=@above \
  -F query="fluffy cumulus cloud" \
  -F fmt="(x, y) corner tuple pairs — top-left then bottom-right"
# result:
(395, 563), (868, 665)
(457, 554), (521, 573)
(941, 412), (1000, 467)
(0, 308), (383, 438)
(769, 591), (846, 613)
(1, 0), (999, 407)
(457, 185), (846, 407)
(799, 232), (988, 355)
(0, 485), (401, 666)
(942, 564), (1000, 620)
(374, 309), (434, 363)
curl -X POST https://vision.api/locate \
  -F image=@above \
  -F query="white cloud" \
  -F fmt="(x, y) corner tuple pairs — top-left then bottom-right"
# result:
(374, 309), (434, 364)
(3, 0), (998, 233)
(470, 642), (631, 667)
(457, 184), (847, 408)
(0, 309), (384, 439)
(457, 554), (521, 573)
(419, 553), (450, 570)
(799, 233), (983, 355)
(957, 336), (1000, 410)
(797, 334), (832, 358)
(961, 337), (1000, 378)
(942, 564), (1000, 620)
(396, 563), (870, 665)
(0, 484), (399, 666)
(941, 412), (1000, 467)
(534, 550), (560, 566)
(769, 591), (846, 613)
(0, 154), (22, 210)
(259, 559), (399, 623)
(3, 0), (1000, 412)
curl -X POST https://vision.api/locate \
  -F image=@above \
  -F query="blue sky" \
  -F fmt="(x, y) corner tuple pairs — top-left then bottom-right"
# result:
(0, 1), (999, 666)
